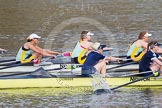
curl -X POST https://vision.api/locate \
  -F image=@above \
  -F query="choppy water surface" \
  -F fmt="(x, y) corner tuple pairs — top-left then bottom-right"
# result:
(1, 0), (162, 107)
(0, 88), (162, 108)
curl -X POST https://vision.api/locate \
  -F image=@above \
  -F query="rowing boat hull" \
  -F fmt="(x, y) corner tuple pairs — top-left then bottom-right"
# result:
(0, 77), (161, 89)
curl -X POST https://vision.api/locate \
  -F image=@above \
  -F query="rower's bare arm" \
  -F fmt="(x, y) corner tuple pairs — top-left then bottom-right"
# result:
(154, 59), (162, 66)
(105, 56), (122, 61)
(0, 48), (6, 51)
(142, 41), (148, 49)
(34, 46), (58, 55)
(103, 47), (113, 51)
(87, 42), (93, 50)
(158, 56), (162, 61)
(141, 41), (148, 53)
(29, 44), (53, 57)
(157, 47), (162, 54)
(28, 45), (41, 54)
(46, 50), (60, 55)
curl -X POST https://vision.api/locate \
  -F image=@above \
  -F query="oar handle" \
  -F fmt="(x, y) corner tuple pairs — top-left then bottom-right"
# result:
(110, 74), (154, 91)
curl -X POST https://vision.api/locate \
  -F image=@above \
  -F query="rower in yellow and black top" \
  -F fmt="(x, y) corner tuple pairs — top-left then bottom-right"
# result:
(127, 31), (152, 62)
(16, 46), (34, 63)
(71, 31), (94, 64)
(16, 33), (61, 63)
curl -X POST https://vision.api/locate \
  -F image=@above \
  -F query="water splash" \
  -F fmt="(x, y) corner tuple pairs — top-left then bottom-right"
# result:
(90, 72), (112, 95)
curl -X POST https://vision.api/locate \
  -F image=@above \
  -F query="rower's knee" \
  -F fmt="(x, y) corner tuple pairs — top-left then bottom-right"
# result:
(101, 61), (106, 69)
(100, 61), (106, 66)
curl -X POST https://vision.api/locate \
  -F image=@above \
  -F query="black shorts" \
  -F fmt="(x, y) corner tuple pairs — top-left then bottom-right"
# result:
(73, 57), (79, 64)
(72, 56), (87, 64)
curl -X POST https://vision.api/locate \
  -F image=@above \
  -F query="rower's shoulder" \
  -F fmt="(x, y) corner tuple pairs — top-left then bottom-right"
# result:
(81, 41), (93, 47)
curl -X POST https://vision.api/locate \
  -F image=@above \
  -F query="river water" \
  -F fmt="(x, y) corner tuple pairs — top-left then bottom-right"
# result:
(0, 88), (162, 108)
(0, 0), (162, 107)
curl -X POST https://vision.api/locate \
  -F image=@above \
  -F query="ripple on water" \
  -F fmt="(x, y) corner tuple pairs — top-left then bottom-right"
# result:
(0, 88), (162, 107)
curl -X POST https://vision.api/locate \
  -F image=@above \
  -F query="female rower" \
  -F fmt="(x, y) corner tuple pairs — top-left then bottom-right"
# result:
(71, 30), (113, 64)
(16, 33), (60, 63)
(71, 30), (94, 64)
(127, 31), (152, 62)
(139, 40), (162, 76)
(81, 42), (122, 77)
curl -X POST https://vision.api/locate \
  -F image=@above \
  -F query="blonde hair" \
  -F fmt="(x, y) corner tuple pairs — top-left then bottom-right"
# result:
(26, 36), (32, 42)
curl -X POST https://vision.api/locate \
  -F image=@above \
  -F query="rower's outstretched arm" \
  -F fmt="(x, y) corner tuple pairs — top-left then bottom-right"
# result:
(103, 47), (113, 51)
(29, 45), (54, 57)
(157, 47), (162, 54)
(154, 58), (162, 66)
(105, 56), (122, 62)
(158, 56), (162, 61)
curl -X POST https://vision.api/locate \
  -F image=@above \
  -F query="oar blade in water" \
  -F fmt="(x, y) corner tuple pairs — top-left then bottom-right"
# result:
(93, 89), (111, 95)
(90, 72), (111, 94)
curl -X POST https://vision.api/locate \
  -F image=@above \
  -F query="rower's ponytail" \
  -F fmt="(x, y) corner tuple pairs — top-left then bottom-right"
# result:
(26, 36), (32, 42)
(130, 31), (147, 45)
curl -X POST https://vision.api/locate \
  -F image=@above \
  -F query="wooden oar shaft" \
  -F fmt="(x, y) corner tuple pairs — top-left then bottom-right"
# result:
(110, 74), (154, 91)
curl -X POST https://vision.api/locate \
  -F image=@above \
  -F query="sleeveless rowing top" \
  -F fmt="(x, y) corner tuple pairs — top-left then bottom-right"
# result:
(71, 41), (86, 58)
(16, 46), (34, 63)
(127, 43), (144, 56)
(71, 41), (87, 64)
